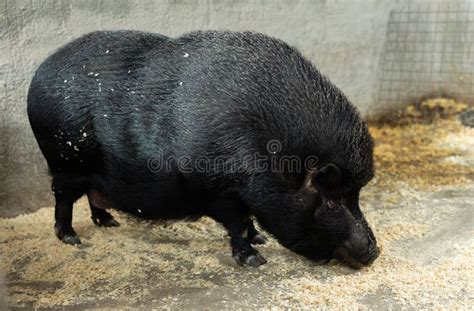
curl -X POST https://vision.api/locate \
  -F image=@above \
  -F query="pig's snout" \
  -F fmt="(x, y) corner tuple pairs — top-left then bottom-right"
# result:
(334, 230), (380, 269)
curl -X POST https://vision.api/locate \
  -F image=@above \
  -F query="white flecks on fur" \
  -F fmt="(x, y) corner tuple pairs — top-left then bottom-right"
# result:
(60, 153), (64, 158)
(179, 82), (183, 86)
(83, 65), (86, 69)
(83, 132), (87, 137)
(105, 49), (109, 54)
(72, 76), (75, 80)
(73, 146), (79, 151)
(131, 91), (136, 94)
(127, 70), (131, 74)
(65, 96), (70, 99)
(88, 72), (94, 75)
(183, 52), (189, 58)
(64, 79), (68, 83)
(94, 73), (99, 77)
(104, 114), (108, 117)
(111, 88), (114, 92)
(140, 95), (145, 98)
(66, 141), (72, 146)
(137, 209), (142, 214)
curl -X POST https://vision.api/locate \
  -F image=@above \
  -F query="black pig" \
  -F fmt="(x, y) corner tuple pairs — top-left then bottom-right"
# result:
(27, 31), (379, 268)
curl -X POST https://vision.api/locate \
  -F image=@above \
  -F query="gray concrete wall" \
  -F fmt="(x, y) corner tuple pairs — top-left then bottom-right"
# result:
(0, 0), (467, 216)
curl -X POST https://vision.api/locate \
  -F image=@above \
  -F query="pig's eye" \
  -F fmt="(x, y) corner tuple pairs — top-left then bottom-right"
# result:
(327, 200), (339, 209)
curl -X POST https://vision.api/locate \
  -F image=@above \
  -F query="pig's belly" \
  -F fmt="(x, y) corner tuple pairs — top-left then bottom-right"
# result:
(87, 185), (204, 220)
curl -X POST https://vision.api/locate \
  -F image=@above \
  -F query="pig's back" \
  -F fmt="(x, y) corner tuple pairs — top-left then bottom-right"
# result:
(27, 31), (175, 172)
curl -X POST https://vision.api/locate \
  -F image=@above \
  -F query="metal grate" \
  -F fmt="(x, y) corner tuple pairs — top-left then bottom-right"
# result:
(377, 3), (474, 108)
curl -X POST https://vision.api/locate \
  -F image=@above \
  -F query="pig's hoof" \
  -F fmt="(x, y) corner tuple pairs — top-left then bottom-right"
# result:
(233, 250), (267, 268)
(54, 224), (81, 245)
(250, 234), (268, 245)
(91, 216), (120, 227)
(62, 235), (82, 245)
(246, 253), (267, 267)
(103, 218), (120, 227)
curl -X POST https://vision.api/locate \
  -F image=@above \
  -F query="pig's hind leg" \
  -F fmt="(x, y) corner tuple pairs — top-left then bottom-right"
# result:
(206, 197), (267, 268)
(86, 190), (119, 227)
(52, 173), (89, 245)
(90, 206), (119, 227)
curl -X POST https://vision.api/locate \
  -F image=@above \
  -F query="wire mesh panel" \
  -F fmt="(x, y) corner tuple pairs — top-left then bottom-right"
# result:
(377, 2), (474, 108)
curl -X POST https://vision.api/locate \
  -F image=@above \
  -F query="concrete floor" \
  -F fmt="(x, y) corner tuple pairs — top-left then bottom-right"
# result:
(1, 111), (473, 309)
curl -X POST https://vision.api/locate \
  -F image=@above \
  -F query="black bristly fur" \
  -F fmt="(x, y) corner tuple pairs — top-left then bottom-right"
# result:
(27, 30), (377, 268)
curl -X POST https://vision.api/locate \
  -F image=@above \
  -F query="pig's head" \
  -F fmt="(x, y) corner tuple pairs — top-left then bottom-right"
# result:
(288, 163), (379, 268)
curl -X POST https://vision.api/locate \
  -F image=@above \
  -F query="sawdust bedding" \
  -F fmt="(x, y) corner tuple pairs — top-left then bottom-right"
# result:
(1, 99), (473, 309)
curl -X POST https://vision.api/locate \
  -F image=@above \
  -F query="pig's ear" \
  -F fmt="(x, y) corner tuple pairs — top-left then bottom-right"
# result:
(302, 169), (318, 192)
(313, 163), (342, 189)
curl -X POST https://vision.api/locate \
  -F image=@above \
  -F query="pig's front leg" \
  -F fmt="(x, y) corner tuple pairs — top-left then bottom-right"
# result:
(206, 197), (267, 267)
(247, 219), (268, 245)
(229, 218), (267, 267)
